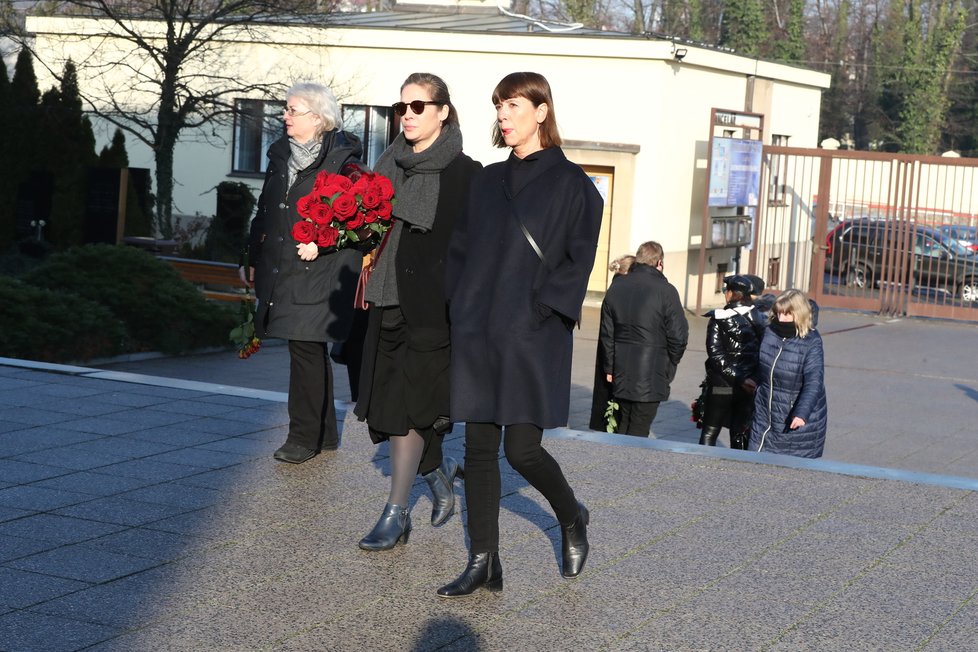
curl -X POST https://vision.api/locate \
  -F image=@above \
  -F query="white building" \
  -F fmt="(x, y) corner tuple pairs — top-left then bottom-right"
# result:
(26, 0), (830, 306)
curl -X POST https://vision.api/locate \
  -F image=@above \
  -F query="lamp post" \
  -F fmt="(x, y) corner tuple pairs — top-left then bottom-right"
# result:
(29, 219), (47, 241)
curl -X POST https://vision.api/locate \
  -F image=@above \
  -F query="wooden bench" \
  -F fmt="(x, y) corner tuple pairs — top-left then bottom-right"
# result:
(159, 256), (254, 302)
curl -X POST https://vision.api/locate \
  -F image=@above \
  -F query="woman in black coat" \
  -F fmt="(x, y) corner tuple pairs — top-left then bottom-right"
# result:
(353, 73), (481, 551)
(241, 82), (364, 464)
(438, 72), (603, 598)
(699, 274), (765, 449)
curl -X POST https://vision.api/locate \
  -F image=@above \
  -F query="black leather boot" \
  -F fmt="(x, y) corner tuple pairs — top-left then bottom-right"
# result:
(358, 503), (411, 551)
(699, 425), (721, 446)
(422, 457), (463, 527)
(561, 502), (590, 578)
(730, 429), (749, 450)
(436, 552), (503, 598)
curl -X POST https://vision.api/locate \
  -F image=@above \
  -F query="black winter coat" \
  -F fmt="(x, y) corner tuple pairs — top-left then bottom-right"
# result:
(354, 152), (482, 437)
(704, 301), (764, 388)
(749, 324), (828, 458)
(248, 131), (364, 343)
(598, 264), (689, 402)
(447, 147), (603, 428)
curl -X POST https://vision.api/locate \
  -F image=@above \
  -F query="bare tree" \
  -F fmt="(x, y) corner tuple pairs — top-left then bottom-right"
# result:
(11, 0), (337, 238)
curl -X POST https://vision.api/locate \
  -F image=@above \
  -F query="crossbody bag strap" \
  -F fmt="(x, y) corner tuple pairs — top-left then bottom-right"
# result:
(510, 205), (553, 271)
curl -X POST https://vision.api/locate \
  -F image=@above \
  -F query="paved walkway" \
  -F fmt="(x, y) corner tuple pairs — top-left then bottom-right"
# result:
(1, 307), (977, 651)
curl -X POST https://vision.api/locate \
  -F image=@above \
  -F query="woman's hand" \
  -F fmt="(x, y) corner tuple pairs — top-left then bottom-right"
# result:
(789, 417), (806, 430)
(741, 378), (757, 394)
(296, 243), (319, 261)
(238, 266), (254, 287)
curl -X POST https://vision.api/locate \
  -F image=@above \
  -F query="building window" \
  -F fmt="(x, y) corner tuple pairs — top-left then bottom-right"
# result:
(343, 105), (397, 169)
(232, 99), (283, 175)
(768, 134), (789, 205)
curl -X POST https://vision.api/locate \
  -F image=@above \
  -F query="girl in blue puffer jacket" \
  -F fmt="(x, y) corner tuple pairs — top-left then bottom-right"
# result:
(750, 289), (828, 458)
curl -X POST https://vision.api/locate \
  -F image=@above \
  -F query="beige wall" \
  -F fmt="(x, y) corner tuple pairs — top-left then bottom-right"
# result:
(27, 15), (829, 306)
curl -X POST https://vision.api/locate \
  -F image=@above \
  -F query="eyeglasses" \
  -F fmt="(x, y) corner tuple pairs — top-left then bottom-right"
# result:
(392, 100), (442, 116)
(284, 106), (312, 117)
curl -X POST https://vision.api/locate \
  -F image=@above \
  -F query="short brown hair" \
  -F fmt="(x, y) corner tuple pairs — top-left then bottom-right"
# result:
(635, 241), (663, 267)
(490, 72), (562, 149)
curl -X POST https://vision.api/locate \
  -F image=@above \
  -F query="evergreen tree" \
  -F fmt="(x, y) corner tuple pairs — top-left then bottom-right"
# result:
(772, 0), (807, 63)
(0, 58), (14, 248)
(41, 60), (98, 248)
(99, 129), (130, 167)
(719, 0), (768, 56)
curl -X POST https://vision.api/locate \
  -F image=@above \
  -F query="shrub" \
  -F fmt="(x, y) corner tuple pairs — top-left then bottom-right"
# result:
(0, 278), (127, 362)
(23, 244), (236, 354)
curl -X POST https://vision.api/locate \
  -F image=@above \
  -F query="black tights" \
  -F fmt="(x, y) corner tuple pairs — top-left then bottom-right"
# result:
(463, 422), (579, 553)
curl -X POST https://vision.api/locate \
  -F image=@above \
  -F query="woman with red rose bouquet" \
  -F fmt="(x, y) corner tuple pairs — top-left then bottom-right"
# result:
(240, 82), (367, 465)
(353, 73), (481, 551)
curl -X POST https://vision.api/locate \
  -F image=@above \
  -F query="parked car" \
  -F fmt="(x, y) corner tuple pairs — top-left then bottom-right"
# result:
(938, 224), (978, 252)
(830, 219), (978, 302)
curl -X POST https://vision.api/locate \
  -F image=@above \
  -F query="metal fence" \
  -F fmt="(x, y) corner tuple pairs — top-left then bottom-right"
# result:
(750, 147), (978, 321)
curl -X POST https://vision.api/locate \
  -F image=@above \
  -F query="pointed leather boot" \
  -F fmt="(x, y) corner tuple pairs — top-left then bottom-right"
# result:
(422, 457), (463, 527)
(561, 502), (590, 578)
(358, 503), (411, 551)
(698, 425), (721, 446)
(437, 552), (503, 598)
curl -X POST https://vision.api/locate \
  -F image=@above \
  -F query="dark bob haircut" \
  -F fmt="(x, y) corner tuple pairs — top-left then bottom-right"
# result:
(490, 72), (561, 149)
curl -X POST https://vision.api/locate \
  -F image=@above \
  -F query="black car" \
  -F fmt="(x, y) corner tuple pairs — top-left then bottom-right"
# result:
(827, 218), (978, 302)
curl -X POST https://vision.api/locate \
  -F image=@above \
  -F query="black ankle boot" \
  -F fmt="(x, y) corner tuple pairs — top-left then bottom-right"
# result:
(358, 503), (411, 551)
(561, 502), (590, 578)
(699, 425), (721, 446)
(436, 552), (503, 598)
(422, 457), (463, 527)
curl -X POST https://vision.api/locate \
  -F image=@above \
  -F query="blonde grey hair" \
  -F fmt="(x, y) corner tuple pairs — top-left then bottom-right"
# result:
(771, 289), (814, 338)
(287, 82), (341, 137)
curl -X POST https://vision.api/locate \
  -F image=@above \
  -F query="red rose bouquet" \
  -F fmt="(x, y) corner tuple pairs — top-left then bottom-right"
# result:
(293, 169), (395, 251)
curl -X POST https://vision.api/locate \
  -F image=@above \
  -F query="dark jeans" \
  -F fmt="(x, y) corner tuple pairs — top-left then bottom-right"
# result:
(616, 400), (660, 436)
(286, 340), (338, 451)
(463, 422), (579, 554)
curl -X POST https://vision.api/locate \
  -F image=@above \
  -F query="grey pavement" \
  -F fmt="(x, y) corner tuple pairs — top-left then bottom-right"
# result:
(0, 306), (976, 651)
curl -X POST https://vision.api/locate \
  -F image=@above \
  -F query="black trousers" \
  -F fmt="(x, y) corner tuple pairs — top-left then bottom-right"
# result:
(463, 422), (579, 554)
(616, 400), (660, 436)
(286, 340), (338, 451)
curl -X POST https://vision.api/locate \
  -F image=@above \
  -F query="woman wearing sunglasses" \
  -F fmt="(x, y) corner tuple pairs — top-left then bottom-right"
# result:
(439, 72), (604, 597)
(241, 82), (365, 464)
(354, 73), (482, 550)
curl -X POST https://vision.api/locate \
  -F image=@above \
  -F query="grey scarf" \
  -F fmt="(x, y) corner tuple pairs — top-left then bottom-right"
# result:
(365, 123), (463, 306)
(287, 136), (323, 189)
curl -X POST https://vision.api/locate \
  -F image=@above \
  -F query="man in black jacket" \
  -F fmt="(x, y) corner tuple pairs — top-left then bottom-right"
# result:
(598, 241), (689, 436)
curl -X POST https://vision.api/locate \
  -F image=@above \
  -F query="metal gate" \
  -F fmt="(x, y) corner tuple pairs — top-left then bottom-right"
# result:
(751, 147), (978, 321)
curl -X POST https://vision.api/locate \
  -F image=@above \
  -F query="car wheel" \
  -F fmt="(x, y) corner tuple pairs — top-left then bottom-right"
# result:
(845, 263), (873, 289)
(959, 278), (978, 303)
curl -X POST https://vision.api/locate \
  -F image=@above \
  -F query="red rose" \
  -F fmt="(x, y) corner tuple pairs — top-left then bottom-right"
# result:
(346, 210), (366, 230)
(332, 193), (358, 221)
(376, 201), (393, 219)
(321, 184), (345, 200)
(296, 195), (317, 219)
(334, 176), (353, 191)
(312, 171), (332, 195)
(351, 176), (370, 196)
(360, 188), (381, 209)
(371, 176), (395, 201)
(311, 202), (334, 225)
(292, 219), (316, 243)
(316, 224), (340, 248)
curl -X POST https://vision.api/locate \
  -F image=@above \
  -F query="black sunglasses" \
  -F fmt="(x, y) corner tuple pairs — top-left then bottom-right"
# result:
(392, 100), (442, 116)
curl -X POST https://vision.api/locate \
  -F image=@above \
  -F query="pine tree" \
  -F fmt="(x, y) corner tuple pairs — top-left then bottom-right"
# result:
(0, 62), (14, 249)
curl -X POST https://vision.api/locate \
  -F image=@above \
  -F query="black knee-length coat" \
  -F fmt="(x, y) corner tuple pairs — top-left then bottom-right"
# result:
(248, 130), (364, 343)
(446, 147), (603, 428)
